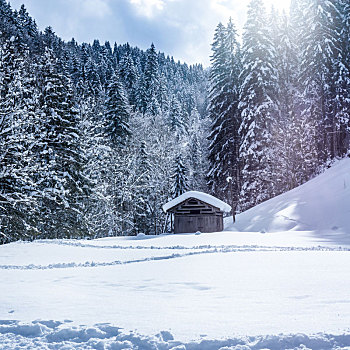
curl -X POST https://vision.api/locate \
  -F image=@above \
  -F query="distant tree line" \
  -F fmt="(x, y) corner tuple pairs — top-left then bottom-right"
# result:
(208, 0), (350, 213)
(0, 0), (209, 243)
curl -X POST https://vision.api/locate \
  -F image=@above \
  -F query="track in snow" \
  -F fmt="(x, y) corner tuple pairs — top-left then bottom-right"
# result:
(1, 243), (349, 270)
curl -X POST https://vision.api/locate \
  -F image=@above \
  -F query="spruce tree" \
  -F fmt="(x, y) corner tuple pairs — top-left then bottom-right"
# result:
(133, 141), (152, 234)
(119, 49), (138, 106)
(299, 0), (343, 163)
(143, 43), (160, 116)
(104, 71), (131, 147)
(36, 49), (87, 239)
(0, 0), (16, 41)
(333, 0), (350, 156)
(207, 19), (241, 208)
(168, 94), (185, 134)
(171, 154), (189, 199)
(238, 0), (278, 210)
(188, 108), (209, 191)
(0, 39), (38, 242)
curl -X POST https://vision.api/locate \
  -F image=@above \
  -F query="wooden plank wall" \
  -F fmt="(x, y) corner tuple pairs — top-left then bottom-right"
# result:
(171, 198), (224, 233)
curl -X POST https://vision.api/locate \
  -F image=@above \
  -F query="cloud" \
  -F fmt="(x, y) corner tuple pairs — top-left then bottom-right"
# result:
(210, 0), (233, 17)
(151, 0), (242, 65)
(128, 0), (165, 18)
(79, 0), (112, 19)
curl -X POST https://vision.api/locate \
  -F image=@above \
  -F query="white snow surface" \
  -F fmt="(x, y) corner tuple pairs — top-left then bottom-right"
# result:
(1, 159), (350, 349)
(162, 190), (232, 213)
(226, 157), (350, 245)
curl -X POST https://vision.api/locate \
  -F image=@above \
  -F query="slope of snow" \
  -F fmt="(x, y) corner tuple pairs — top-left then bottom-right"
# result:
(1, 159), (350, 349)
(163, 190), (232, 212)
(226, 157), (350, 246)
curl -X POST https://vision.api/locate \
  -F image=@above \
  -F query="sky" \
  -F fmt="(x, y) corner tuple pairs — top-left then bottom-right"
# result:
(8, 0), (291, 66)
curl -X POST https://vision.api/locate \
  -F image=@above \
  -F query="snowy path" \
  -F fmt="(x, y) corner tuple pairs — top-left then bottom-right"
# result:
(0, 242), (349, 270)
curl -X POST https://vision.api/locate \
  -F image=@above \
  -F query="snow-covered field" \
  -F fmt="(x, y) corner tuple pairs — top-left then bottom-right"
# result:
(1, 158), (350, 349)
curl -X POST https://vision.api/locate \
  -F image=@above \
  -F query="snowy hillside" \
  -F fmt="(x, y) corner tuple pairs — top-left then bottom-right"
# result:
(227, 157), (350, 246)
(1, 160), (350, 349)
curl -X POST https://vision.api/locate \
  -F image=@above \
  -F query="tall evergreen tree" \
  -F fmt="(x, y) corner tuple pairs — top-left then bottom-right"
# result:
(168, 94), (185, 134)
(171, 154), (189, 199)
(0, 39), (39, 242)
(133, 141), (152, 234)
(238, 0), (278, 210)
(143, 43), (160, 116)
(333, 0), (350, 156)
(188, 108), (209, 191)
(36, 49), (88, 238)
(119, 48), (138, 106)
(207, 18), (241, 209)
(104, 71), (131, 147)
(272, 8), (317, 191)
(299, 0), (343, 163)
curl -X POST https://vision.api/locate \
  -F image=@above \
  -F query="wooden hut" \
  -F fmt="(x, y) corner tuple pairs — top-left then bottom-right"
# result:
(162, 191), (231, 234)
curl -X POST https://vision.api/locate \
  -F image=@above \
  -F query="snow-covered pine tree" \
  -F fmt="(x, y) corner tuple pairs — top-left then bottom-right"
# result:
(143, 43), (160, 116)
(168, 94), (185, 134)
(273, 5), (318, 190)
(84, 57), (102, 97)
(171, 154), (189, 199)
(342, 0), (350, 142)
(36, 49), (88, 239)
(145, 91), (161, 117)
(299, 0), (343, 163)
(103, 70), (135, 235)
(135, 72), (147, 114)
(78, 95), (110, 238)
(188, 108), (209, 191)
(0, 38), (39, 243)
(16, 4), (39, 53)
(0, 0), (16, 41)
(157, 72), (169, 112)
(343, 0), (350, 68)
(238, 0), (278, 210)
(207, 18), (241, 208)
(332, 0), (350, 157)
(119, 47), (138, 107)
(224, 18), (242, 214)
(104, 70), (131, 147)
(133, 141), (152, 234)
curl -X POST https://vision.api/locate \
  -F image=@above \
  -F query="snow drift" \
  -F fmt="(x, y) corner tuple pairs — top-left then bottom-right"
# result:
(227, 158), (350, 245)
(1, 320), (350, 349)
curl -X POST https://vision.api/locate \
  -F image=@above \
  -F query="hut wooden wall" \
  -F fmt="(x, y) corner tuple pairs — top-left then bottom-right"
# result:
(169, 198), (224, 233)
(174, 214), (223, 233)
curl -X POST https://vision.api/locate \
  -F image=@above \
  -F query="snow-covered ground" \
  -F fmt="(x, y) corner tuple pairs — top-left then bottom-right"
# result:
(226, 158), (350, 246)
(1, 158), (350, 349)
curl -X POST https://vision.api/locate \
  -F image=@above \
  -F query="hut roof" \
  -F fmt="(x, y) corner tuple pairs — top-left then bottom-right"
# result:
(162, 191), (232, 213)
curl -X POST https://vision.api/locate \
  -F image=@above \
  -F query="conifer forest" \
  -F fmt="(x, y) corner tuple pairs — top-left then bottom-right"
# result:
(1, 0), (349, 243)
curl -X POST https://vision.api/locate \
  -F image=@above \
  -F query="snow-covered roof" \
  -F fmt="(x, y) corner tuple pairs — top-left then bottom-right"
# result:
(162, 191), (232, 213)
